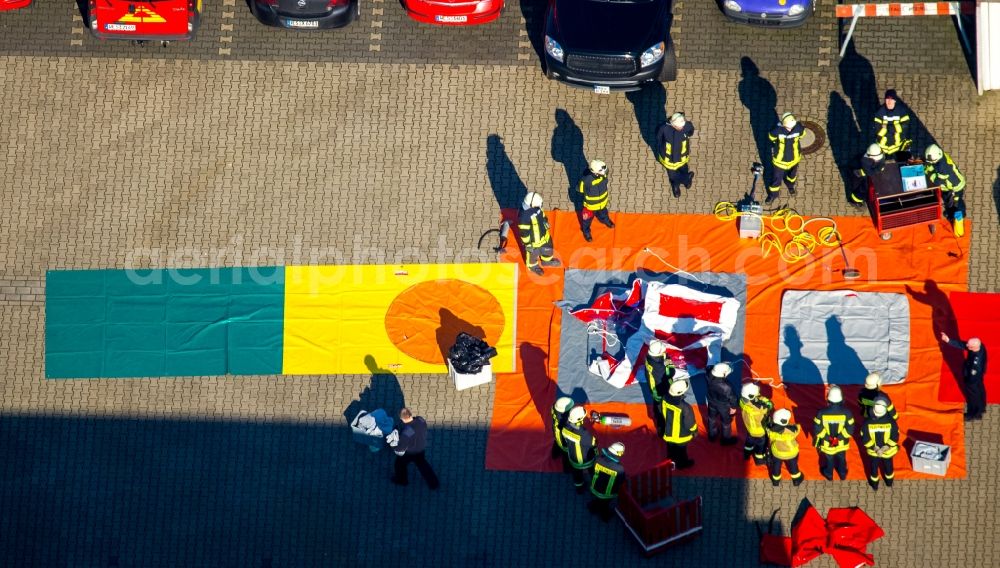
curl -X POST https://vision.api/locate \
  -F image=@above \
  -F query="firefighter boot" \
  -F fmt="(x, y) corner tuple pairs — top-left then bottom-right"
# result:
(541, 258), (561, 268)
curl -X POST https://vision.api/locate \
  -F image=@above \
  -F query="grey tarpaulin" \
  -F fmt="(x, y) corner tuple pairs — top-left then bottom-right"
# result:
(778, 290), (909, 385)
(556, 270), (747, 405)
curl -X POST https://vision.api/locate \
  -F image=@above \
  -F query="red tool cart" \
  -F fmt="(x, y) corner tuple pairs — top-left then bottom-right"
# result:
(868, 160), (941, 240)
(616, 461), (703, 556)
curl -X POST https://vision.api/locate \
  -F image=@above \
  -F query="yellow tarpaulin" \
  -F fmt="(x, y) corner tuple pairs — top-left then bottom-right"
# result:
(283, 264), (518, 374)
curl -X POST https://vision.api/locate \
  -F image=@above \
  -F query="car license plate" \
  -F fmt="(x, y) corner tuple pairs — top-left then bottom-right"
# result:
(435, 15), (468, 22)
(286, 19), (320, 28)
(594, 86), (611, 94)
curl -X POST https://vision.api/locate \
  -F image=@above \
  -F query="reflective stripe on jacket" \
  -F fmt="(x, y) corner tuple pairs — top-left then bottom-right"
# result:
(813, 404), (856, 455)
(768, 123), (805, 169)
(925, 153), (966, 193)
(655, 120), (695, 170)
(590, 451), (626, 499)
(739, 395), (773, 438)
(768, 424), (800, 460)
(861, 415), (899, 458)
(578, 172), (610, 211)
(661, 394), (697, 444)
(517, 207), (552, 248)
(560, 422), (597, 468)
(874, 103), (911, 154)
(645, 353), (675, 403)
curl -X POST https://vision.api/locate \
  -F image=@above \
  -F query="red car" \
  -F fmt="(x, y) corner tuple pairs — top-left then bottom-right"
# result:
(88, 0), (202, 41)
(0, 0), (32, 11)
(402, 0), (503, 25)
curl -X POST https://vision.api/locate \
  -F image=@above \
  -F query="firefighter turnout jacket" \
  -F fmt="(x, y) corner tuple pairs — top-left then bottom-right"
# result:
(560, 421), (597, 468)
(578, 172), (610, 211)
(813, 403), (856, 455)
(655, 120), (695, 170)
(645, 353), (676, 403)
(874, 102), (912, 155)
(767, 424), (801, 460)
(859, 388), (898, 420)
(517, 206), (552, 249)
(861, 414), (900, 458)
(739, 395), (773, 438)
(769, 123), (805, 169)
(590, 449), (626, 499)
(661, 393), (698, 445)
(551, 403), (571, 451)
(925, 153), (966, 195)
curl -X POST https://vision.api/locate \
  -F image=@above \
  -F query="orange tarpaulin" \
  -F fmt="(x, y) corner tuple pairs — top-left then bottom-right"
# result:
(486, 211), (969, 480)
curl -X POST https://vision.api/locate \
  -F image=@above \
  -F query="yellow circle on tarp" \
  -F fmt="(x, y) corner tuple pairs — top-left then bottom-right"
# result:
(384, 279), (506, 365)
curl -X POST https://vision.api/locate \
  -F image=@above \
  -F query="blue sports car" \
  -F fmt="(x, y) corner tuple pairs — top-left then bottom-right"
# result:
(721, 0), (815, 27)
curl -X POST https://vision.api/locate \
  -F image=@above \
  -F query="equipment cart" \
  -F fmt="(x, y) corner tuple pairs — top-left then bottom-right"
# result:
(616, 461), (703, 556)
(868, 161), (941, 240)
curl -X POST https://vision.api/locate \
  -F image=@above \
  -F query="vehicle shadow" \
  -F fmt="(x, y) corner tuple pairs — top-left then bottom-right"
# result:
(625, 82), (667, 159)
(826, 91), (863, 205)
(486, 134), (529, 212)
(737, 57), (778, 186)
(519, 0), (547, 72)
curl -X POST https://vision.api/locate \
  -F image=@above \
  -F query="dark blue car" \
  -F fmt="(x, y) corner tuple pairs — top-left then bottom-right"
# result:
(721, 0), (815, 27)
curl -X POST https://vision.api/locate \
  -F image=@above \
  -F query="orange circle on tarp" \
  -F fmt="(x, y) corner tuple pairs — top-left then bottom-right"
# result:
(384, 279), (505, 365)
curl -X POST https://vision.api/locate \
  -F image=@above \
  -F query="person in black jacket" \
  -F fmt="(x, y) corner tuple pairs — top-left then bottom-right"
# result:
(588, 442), (627, 522)
(655, 112), (696, 198)
(577, 160), (615, 242)
(706, 363), (739, 445)
(389, 408), (440, 490)
(560, 406), (598, 492)
(941, 333), (988, 420)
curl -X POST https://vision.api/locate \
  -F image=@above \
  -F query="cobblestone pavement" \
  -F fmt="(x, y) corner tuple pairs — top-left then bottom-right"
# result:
(1, 1), (999, 566)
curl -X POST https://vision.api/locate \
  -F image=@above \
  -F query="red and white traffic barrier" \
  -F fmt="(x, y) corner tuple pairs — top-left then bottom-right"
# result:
(835, 2), (974, 57)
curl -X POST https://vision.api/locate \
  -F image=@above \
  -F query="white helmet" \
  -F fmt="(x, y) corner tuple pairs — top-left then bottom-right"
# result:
(780, 112), (797, 128)
(827, 385), (843, 404)
(741, 382), (760, 399)
(589, 160), (608, 176)
(924, 144), (943, 163)
(865, 372), (882, 390)
(773, 408), (792, 426)
(554, 397), (575, 414)
(648, 339), (667, 358)
(872, 395), (890, 418)
(711, 363), (733, 379)
(669, 112), (686, 129)
(668, 380), (689, 397)
(608, 442), (625, 457)
(865, 144), (884, 159)
(522, 192), (543, 210)
(568, 406), (587, 424)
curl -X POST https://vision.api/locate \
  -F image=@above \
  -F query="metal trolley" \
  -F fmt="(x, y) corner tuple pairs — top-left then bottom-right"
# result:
(616, 461), (703, 556)
(868, 161), (941, 240)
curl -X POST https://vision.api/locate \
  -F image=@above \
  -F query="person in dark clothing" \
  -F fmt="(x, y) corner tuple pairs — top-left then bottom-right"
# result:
(577, 160), (615, 242)
(941, 333), (988, 420)
(813, 385), (855, 481)
(645, 339), (676, 432)
(660, 380), (697, 469)
(706, 363), (739, 445)
(873, 89), (912, 160)
(518, 192), (561, 276)
(551, 397), (575, 473)
(850, 143), (886, 207)
(656, 112), (696, 198)
(860, 394), (899, 491)
(390, 407), (440, 490)
(858, 371), (898, 420)
(766, 112), (806, 204)
(588, 442), (627, 522)
(560, 406), (598, 492)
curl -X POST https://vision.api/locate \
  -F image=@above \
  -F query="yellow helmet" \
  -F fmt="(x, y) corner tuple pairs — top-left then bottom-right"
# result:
(924, 144), (944, 163)
(780, 113), (797, 128)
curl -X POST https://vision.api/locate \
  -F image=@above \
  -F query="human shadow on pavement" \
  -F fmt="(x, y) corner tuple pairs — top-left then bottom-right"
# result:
(435, 308), (487, 366)
(625, 82), (667, 158)
(826, 91), (863, 206)
(486, 134), (530, 212)
(905, 280), (963, 386)
(551, 109), (588, 210)
(738, 57), (778, 184)
(519, 0), (547, 71)
(825, 316), (868, 384)
(344, 355), (407, 426)
(838, 42), (878, 141)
